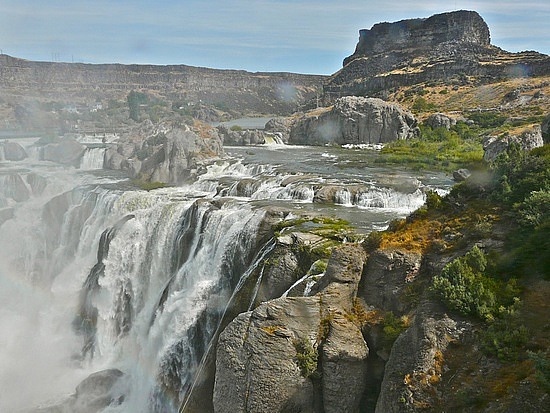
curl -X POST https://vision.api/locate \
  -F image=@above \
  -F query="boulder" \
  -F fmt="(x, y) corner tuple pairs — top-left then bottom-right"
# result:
(453, 168), (471, 182)
(483, 125), (544, 162)
(424, 113), (457, 130)
(321, 313), (369, 413)
(214, 296), (321, 413)
(360, 249), (422, 314)
(289, 97), (419, 146)
(1, 141), (28, 161)
(264, 117), (293, 143)
(104, 120), (223, 185)
(41, 137), (86, 166)
(30, 369), (124, 413)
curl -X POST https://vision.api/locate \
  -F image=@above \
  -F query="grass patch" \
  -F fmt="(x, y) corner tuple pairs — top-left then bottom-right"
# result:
(131, 179), (169, 191)
(377, 123), (483, 171)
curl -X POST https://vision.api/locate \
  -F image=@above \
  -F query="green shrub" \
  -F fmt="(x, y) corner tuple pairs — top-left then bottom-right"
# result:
(528, 350), (550, 392)
(431, 246), (497, 319)
(411, 97), (436, 113)
(230, 125), (243, 132)
(468, 111), (507, 129)
(381, 312), (409, 347)
(425, 190), (443, 210)
(293, 338), (318, 378)
(364, 230), (383, 252)
(480, 298), (528, 361)
(127, 90), (148, 121)
(516, 189), (550, 228)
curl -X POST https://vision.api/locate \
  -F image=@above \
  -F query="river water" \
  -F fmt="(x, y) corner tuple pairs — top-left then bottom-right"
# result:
(0, 140), (453, 412)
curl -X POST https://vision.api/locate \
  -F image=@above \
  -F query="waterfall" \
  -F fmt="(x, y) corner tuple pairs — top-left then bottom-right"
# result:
(80, 147), (106, 170)
(68, 190), (269, 412)
(355, 187), (426, 212)
(263, 133), (285, 145)
(0, 170), (120, 411)
(0, 144), (453, 412)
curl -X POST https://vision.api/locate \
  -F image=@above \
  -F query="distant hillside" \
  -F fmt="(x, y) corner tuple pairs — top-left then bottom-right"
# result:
(324, 10), (550, 101)
(0, 54), (326, 132)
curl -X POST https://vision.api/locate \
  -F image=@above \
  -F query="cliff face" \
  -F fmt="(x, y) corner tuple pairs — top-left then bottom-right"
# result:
(343, 10), (490, 66)
(289, 96), (419, 145)
(326, 10), (550, 100)
(0, 54), (326, 122)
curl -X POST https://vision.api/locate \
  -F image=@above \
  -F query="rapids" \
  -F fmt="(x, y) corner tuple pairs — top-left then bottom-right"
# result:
(0, 140), (453, 412)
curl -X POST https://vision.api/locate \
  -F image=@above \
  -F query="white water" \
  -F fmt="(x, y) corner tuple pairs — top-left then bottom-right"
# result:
(0, 142), (453, 412)
(80, 147), (106, 170)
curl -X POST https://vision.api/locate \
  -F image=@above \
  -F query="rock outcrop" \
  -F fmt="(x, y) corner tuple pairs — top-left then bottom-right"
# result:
(31, 369), (125, 413)
(325, 11), (550, 99)
(104, 120), (223, 184)
(1, 141), (28, 161)
(542, 113), (550, 144)
(424, 113), (457, 130)
(213, 245), (368, 413)
(40, 137), (86, 166)
(482, 125), (544, 162)
(343, 10), (490, 67)
(289, 96), (418, 145)
(217, 117), (292, 146)
(374, 304), (462, 413)
(216, 125), (267, 146)
(360, 249), (422, 315)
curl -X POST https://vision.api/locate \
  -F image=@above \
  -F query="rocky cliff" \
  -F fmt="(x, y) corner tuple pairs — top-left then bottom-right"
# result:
(325, 10), (550, 100)
(289, 96), (419, 145)
(0, 54), (326, 131)
(104, 119), (223, 185)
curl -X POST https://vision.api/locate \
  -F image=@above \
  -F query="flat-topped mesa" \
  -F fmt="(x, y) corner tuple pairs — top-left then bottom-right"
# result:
(346, 11), (490, 64)
(344, 10), (490, 66)
(325, 10), (550, 100)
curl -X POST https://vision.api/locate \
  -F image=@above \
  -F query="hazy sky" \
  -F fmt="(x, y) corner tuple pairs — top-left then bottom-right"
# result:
(1, 0), (549, 74)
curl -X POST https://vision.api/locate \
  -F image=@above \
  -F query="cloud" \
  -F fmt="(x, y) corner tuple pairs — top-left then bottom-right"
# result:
(1, 0), (548, 73)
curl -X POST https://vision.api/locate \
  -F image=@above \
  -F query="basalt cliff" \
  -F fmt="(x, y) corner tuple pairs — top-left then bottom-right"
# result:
(0, 54), (325, 132)
(324, 10), (550, 100)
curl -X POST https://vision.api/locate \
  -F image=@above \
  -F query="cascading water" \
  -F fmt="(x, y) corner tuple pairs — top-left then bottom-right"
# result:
(0, 140), (454, 412)
(80, 147), (106, 170)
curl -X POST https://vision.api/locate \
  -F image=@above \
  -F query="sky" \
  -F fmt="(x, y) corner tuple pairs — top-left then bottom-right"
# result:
(1, 0), (549, 75)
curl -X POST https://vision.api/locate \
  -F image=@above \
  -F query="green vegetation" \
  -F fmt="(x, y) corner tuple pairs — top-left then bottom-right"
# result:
(131, 179), (169, 191)
(489, 144), (550, 280)
(480, 298), (528, 361)
(377, 122), (483, 171)
(127, 90), (148, 121)
(381, 311), (410, 347)
(411, 97), (436, 113)
(127, 90), (169, 122)
(432, 246), (502, 319)
(230, 125), (243, 132)
(467, 111), (507, 129)
(528, 350), (550, 392)
(293, 338), (319, 378)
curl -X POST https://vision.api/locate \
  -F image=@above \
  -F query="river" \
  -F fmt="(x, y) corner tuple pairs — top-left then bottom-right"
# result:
(0, 140), (453, 412)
